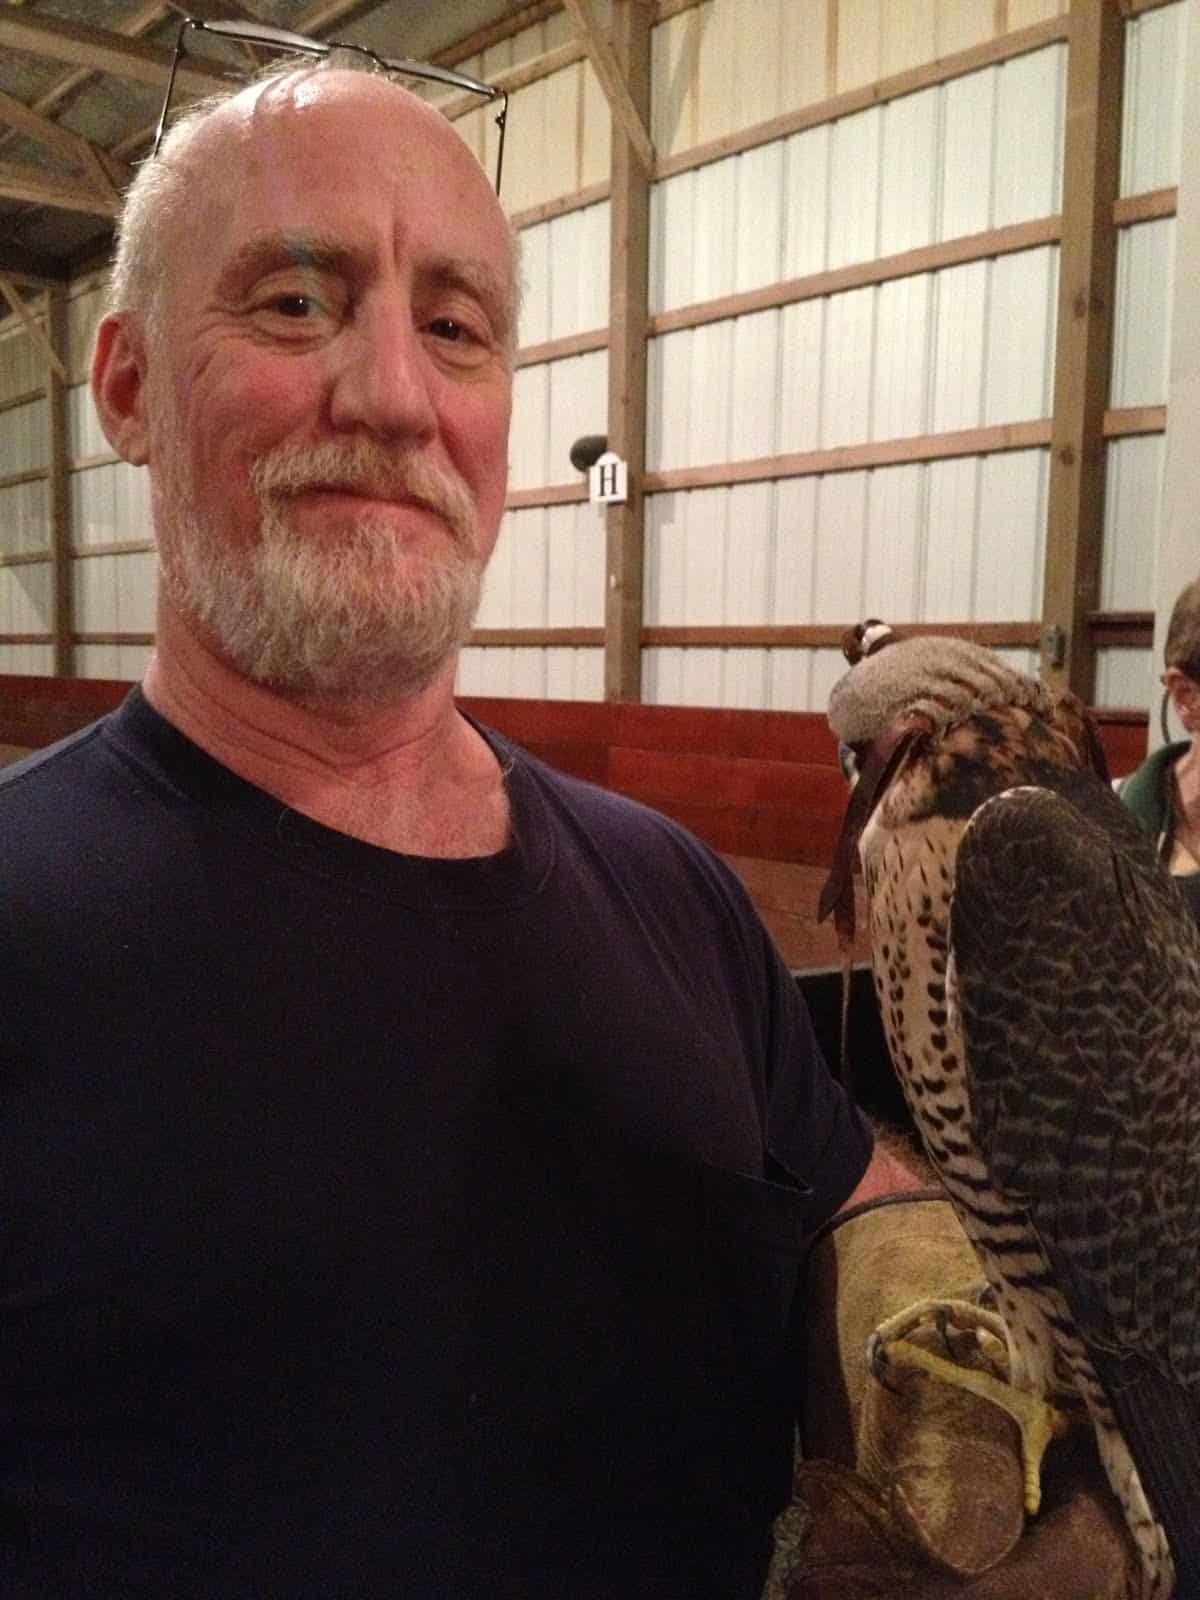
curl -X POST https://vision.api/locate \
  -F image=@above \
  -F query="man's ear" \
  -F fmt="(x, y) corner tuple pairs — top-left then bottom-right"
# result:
(91, 312), (153, 466)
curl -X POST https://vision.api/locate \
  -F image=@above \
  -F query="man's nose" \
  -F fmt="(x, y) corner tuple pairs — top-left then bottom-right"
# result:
(327, 298), (438, 442)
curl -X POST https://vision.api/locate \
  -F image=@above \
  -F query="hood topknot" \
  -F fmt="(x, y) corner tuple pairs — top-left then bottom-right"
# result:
(827, 634), (1053, 745)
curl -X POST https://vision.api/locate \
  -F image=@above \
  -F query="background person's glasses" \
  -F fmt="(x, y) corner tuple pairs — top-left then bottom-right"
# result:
(153, 17), (509, 195)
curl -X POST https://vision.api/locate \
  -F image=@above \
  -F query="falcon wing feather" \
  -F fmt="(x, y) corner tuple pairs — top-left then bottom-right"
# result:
(951, 775), (1200, 1583)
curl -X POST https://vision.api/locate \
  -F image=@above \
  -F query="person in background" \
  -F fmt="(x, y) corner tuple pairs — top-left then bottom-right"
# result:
(1119, 574), (1200, 921)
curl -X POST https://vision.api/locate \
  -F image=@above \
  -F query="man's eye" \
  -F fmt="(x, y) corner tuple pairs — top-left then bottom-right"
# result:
(425, 315), (494, 368)
(429, 317), (473, 343)
(273, 295), (317, 319)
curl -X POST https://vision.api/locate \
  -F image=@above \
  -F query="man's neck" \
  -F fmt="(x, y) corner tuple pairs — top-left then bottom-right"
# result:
(142, 605), (509, 858)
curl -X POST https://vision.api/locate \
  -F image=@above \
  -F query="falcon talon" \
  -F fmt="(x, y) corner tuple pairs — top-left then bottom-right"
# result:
(933, 1306), (957, 1361)
(865, 1332), (899, 1393)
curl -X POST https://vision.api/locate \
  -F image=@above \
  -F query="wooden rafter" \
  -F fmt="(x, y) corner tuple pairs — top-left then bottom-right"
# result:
(0, 276), (68, 381)
(0, 158), (120, 219)
(0, 87), (127, 201)
(561, 0), (655, 172)
(0, 0), (167, 176)
(0, 11), (234, 96)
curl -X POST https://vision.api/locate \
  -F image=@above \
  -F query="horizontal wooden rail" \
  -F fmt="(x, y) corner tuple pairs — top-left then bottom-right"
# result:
(0, 385), (45, 414)
(642, 621), (1044, 650)
(1113, 187), (1177, 226)
(1087, 610), (1153, 648)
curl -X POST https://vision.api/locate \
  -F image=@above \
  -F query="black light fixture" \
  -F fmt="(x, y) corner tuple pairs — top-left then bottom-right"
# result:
(569, 435), (608, 472)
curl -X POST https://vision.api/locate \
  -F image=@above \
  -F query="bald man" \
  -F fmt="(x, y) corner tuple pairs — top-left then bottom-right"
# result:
(0, 62), (906, 1599)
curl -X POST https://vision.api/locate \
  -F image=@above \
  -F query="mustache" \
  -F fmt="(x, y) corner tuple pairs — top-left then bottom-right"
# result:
(250, 439), (477, 544)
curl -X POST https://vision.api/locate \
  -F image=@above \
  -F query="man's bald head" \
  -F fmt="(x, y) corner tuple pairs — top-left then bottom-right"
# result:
(109, 63), (521, 349)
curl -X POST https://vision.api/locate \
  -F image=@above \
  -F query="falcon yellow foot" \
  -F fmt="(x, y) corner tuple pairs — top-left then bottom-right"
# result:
(867, 1297), (1070, 1516)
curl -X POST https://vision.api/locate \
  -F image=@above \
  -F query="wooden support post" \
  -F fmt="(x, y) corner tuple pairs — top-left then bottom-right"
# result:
(1040, 0), (1124, 699)
(604, 0), (652, 702)
(46, 285), (73, 677)
(561, 0), (655, 172)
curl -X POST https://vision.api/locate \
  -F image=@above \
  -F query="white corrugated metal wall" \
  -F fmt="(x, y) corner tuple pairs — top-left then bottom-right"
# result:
(0, 0), (1185, 712)
(640, 38), (1063, 706)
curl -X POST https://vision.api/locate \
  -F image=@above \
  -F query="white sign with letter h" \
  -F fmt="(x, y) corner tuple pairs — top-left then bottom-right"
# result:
(589, 451), (628, 504)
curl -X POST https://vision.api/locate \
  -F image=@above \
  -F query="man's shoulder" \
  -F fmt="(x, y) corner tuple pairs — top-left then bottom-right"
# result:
(0, 719), (127, 920)
(0, 717), (112, 810)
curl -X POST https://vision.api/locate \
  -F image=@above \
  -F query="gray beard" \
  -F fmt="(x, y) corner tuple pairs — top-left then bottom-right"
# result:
(154, 438), (486, 704)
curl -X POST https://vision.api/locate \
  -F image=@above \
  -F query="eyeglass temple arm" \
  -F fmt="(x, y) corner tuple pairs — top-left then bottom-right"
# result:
(493, 93), (509, 195)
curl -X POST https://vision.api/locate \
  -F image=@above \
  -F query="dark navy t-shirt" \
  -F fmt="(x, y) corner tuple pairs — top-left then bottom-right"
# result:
(0, 689), (870, 1598)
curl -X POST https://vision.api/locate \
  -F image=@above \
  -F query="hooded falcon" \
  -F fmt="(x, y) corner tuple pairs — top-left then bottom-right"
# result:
(820, 623), (1200, 1600)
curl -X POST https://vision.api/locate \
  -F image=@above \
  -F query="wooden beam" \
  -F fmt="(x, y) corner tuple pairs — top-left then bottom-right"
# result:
(469, 627), (605, 647)
(0, 0), (167, 173)
(0, 88), (128, 201)
(73, 632), (155, 647)
(505, 482), (589, 510)
(71, 539), (156, 560)
(603, 0), (652, 701)
(1113, 186), (1177, 225)
(508, 180), (610, 231)
(441, 41), (585, 122)
(46, 287), (74, 678)
(0, 158), (121, 219)
(0, 550), (52, 570)
(515, 327), (608, 369)
(0, 388), (47, 417)
(641, 622), (1044, 649)
(0, 11), (234, 95)
(1040, 0), (1124, 699)
(0, 2), (166, 131)
(0, 276), (67, 382)
(1086, 610), (1153, 648)
(644, 420), (1053, 492)
(1103, 405), (1166, 437)
(561, 0), (655, 172)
